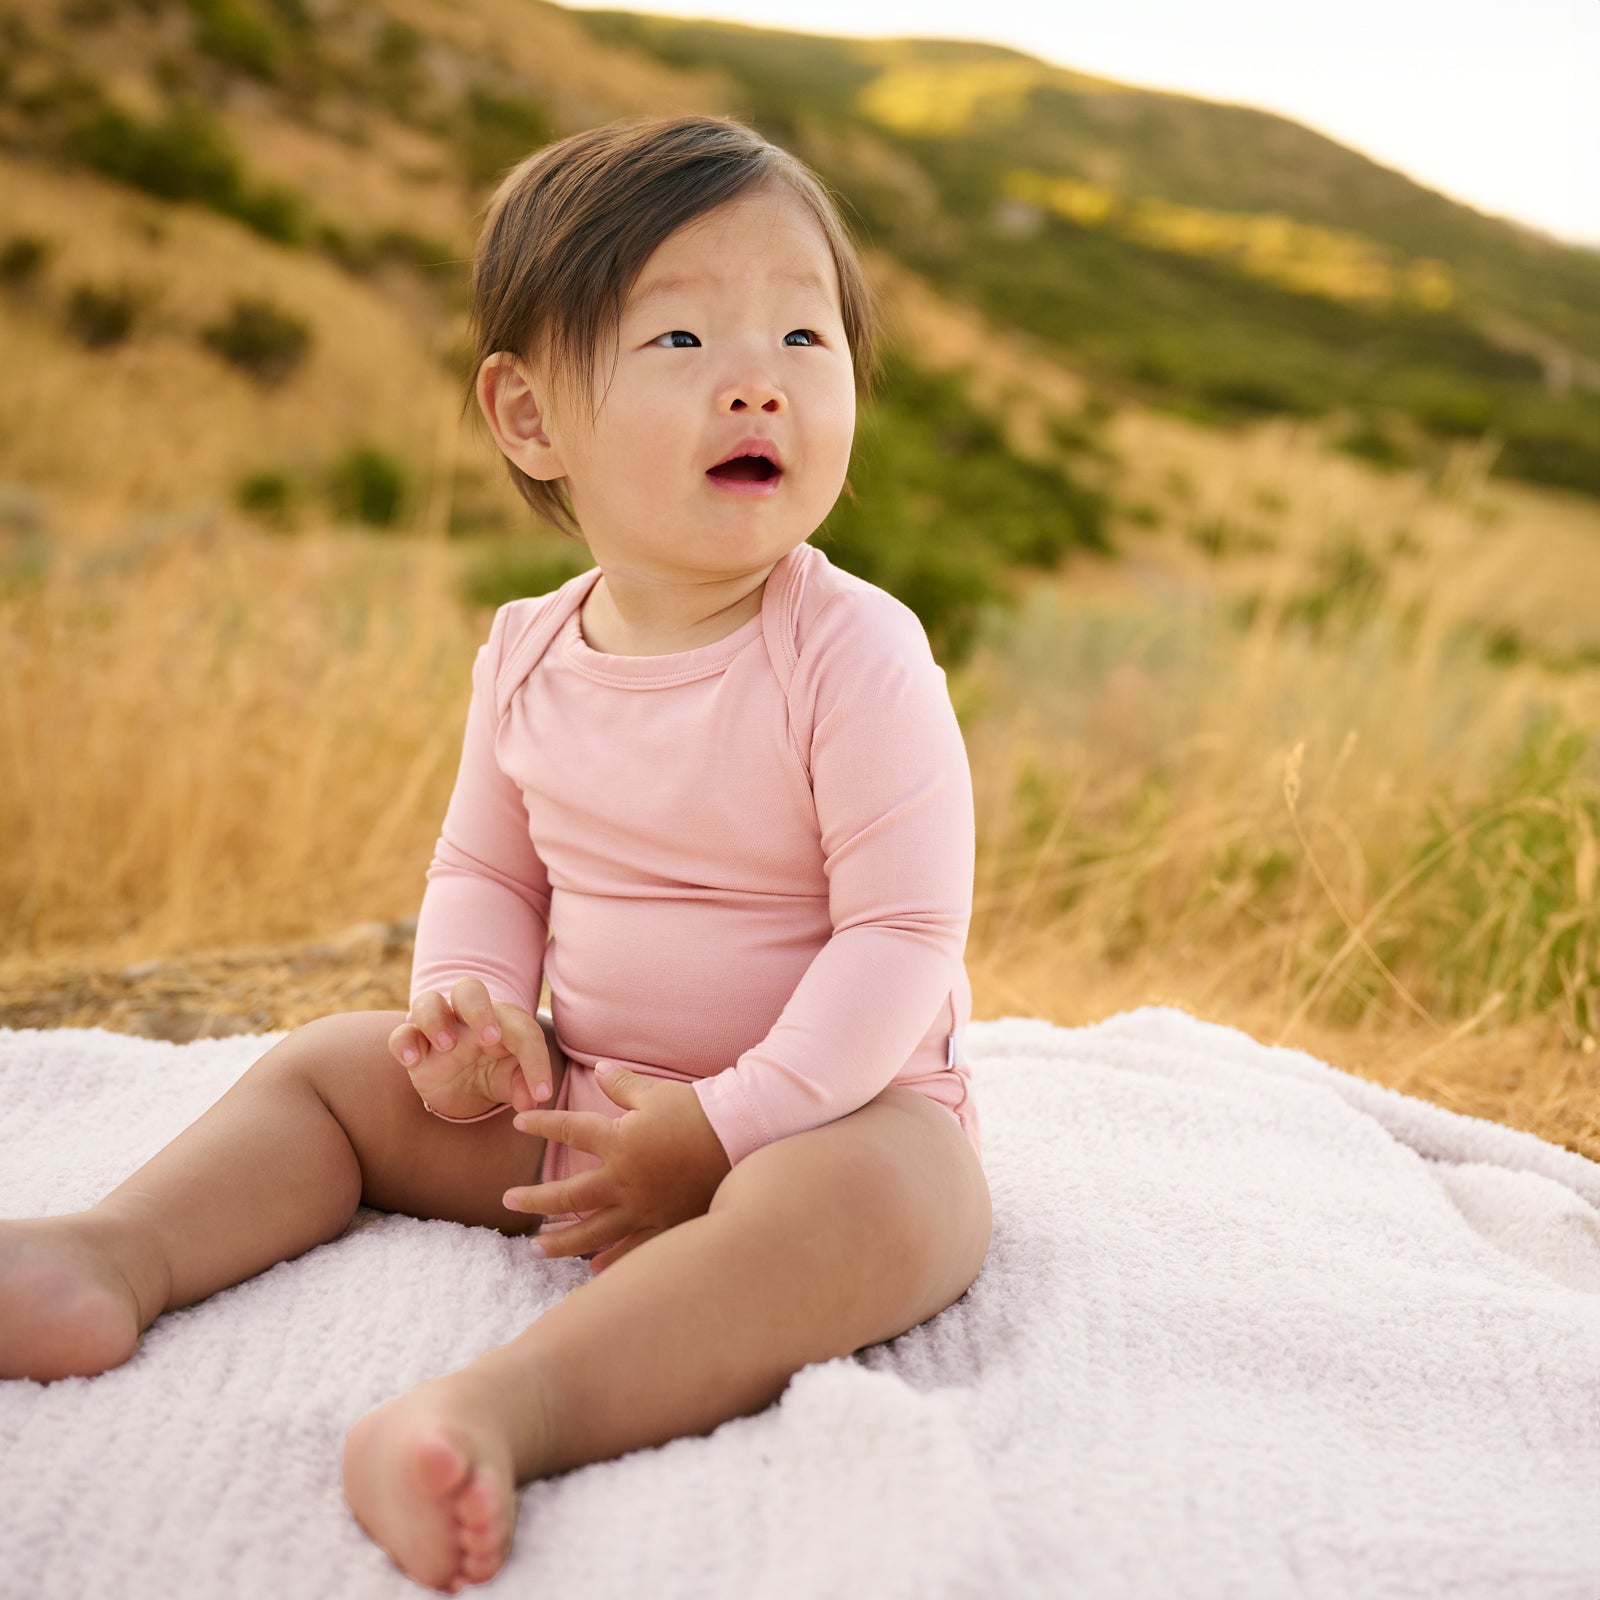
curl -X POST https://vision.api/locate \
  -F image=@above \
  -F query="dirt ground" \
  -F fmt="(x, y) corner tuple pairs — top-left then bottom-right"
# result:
(0, 920), (421, 1043)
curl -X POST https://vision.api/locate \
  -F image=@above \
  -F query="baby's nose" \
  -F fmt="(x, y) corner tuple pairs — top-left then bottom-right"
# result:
(725, 381), (784, 412)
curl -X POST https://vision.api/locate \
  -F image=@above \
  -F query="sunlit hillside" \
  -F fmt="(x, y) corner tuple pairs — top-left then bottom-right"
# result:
(577, 9), (1600, 500)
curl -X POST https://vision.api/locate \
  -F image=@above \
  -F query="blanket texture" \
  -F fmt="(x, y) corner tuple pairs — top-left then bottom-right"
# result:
(1, 1009), (1597, 1600)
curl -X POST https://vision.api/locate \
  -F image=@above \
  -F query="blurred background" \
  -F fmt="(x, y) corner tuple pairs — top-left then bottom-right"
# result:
(0, 0), (1595, 1158)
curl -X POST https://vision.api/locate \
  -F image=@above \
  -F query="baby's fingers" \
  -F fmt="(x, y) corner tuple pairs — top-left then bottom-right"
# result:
(450, 978), (503, 1052)
(487, 1006), (555, 1109)
(389, 1020), (429, 1067)
(502, 1172), (608, 1219)
(527, 1207), (631, 1262)
(408, 990), (464, 1053)
(511, 1106), (612, 1157)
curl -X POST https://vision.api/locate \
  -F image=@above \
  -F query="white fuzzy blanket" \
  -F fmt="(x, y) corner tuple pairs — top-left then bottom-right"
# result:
(2, 1009), (1597, 1599)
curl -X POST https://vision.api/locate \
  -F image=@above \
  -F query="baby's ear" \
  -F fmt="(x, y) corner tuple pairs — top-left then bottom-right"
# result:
(478, 353), (566, 479)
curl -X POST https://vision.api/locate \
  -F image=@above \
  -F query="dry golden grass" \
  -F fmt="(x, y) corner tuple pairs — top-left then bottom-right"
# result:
(1, 471), (1595, 1162)
(1, 517), (473, 960)
(959, 578), (1599, 1161)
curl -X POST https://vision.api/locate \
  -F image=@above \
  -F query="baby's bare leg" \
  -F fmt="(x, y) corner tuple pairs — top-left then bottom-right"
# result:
(0, 1009), (562, 1382)
(341, 1086), (992, 1593)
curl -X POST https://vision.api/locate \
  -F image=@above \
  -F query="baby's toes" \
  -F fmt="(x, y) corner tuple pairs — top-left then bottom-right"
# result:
(455, 1465), (513, 1585)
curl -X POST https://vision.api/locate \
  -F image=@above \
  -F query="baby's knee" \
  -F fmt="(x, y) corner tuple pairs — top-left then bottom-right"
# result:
(258, 1009), (409, 1103)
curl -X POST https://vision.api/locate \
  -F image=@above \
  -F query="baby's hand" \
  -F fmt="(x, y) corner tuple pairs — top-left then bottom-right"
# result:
(390, 980), (555, 1120)
(503, 1063), (733, 1273)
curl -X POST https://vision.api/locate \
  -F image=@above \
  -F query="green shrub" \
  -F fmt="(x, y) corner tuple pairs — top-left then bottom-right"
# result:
(1497, 421), (1600, 498)
(1413, 385), (1496, 438)
(15, 64), (107, 126)
(1046, 410), (1111, 461)
(1122, 499), (1164, 530)
(816, 349), (1108, 667)
(368, 228), (457, 270)
(234, 468), (303, 528)
(314, 223), (457, 277)
(64, 99), (311, 244)
(1198, 369), (1317, 416)
(67, 100), (240, 207)
(1482, 626), (1526, 666)
(184, 0), (288, 82)
(225, 182), (310, 245)
(459, 537), (592, 609)
(456, 85), (552, 186)
(325, 443), (409, 528)
(64, 280), (140, 347)
(0, 233), (53, 289)
(1334, 420), (1411, 471)
(200, 296), (313, 384)
(372, 18), (428, 114)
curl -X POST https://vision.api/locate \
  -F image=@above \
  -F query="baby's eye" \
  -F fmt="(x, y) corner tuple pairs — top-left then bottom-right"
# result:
(784, 329), (820, 346)
(654, 330), (700, 349)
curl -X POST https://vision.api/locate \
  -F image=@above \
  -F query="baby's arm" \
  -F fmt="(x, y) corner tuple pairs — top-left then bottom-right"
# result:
(409, 603), (554, 1106)
(692, 591), (974, 1165)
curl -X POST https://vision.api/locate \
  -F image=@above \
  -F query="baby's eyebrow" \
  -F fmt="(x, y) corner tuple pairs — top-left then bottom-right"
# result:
(629, 268), (834, 309)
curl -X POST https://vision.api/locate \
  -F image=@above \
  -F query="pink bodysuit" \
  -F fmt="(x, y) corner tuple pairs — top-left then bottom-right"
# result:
(409, 539), (979, 1241)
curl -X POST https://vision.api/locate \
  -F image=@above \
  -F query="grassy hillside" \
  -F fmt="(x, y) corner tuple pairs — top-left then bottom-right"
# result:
(574, 11), (1600, 500)
(0, 0), (1119, 660)
(2, 0), (1597, 669)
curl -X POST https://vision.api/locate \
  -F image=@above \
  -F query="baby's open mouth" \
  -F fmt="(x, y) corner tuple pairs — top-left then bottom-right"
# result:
(707, 455), (781, 482)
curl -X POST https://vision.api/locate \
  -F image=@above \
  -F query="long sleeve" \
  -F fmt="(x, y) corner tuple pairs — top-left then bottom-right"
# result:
(690, 590), (975, 1165)
(409, 602), (552, 1017)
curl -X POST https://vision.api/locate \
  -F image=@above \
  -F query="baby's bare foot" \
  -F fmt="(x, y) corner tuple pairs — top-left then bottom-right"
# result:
(343, 1379), (521, 1593)
(0, 1216), (152, 1381)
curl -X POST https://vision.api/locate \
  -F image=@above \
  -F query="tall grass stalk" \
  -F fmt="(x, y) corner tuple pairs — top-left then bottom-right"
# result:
(2, 523), (473, 959)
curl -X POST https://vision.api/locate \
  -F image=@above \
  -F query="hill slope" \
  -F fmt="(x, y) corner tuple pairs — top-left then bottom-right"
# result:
(573, 11), (1600, 498)
(1, 0), (1596, 664)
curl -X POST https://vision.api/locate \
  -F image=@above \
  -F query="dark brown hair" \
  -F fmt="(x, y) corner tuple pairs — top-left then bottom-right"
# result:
(465, 113), (880, 542)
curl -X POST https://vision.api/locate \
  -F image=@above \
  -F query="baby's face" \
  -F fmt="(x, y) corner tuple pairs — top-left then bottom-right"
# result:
(545, 184), (857, 586)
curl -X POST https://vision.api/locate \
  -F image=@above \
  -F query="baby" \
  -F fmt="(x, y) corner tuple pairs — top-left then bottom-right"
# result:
(0, 113), (992, 1593)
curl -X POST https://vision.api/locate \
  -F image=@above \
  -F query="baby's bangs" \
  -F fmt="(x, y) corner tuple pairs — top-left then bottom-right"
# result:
(547, 167), (791, 391)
